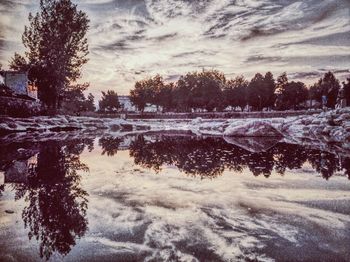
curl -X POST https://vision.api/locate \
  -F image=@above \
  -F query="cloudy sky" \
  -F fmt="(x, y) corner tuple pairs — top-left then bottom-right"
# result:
(0, 0), (349, 96)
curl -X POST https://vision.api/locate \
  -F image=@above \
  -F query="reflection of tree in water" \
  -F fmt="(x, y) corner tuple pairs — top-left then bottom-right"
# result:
(307, 151), (340, 180)
(13, 139), (91, 260)
(0, 184), (4, 197)
(272, 144), (308, 175)
(99, 136), (122, 156)
(127, 135), (350, 179)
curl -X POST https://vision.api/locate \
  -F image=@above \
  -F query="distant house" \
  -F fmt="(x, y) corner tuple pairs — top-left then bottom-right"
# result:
(0, 71), (38, 100)
(118, 95), (160, 113)
(118, 95), (137, 112)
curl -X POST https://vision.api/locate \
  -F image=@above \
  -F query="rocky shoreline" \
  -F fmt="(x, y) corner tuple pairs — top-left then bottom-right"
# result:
(1, 109), (349, 153)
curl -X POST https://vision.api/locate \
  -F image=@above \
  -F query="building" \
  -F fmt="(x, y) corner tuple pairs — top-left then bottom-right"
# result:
(118, 95), (160, 113)
(0, 71), (37, 100)
(118, 95), (137, 112)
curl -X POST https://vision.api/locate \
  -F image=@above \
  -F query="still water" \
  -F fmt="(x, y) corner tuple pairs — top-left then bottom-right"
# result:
(0, 134), (349, 261)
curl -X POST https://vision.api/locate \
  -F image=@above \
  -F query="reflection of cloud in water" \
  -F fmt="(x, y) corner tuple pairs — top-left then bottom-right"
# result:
(1, 136), (350, 260)
(83, 150), (350, 261)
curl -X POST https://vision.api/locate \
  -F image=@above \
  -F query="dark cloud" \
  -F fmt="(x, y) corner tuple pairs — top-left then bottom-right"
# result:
(0, 0), (16, 8)
(245, 55), (282, 64)
(291, 31), (350, 47)
(146, 33), (178, 42)
(290, 71), (323, 80)
(173, 51), (214, 58)
(82, 0), (149, 16)
(241, 28), (281, 41)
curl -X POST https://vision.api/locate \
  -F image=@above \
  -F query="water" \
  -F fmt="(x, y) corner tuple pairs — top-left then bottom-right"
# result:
(0, 133), (349, 261)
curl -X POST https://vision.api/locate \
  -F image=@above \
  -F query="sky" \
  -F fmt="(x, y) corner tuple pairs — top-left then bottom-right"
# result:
(0, 0), (349, 97)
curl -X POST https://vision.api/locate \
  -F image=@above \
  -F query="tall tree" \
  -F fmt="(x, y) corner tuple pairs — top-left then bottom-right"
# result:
(277, 81), (308, 110)
(10, 0), (89, 110)
(86, 93), (96, 112)
(130, 81), (148, 112)
(223, 75), (248, 111)
(309, 72), (340, 108)
(99, 90), (120, 113)
(247, 73), (265, 110)
(263, 72), (276, 109)
(173, 70), (225, 112)
(158, 82), (175, 112)
(343, 78), (350, 106)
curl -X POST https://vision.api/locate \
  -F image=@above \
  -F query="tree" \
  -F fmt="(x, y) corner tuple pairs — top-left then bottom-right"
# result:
(277, 81), (308, 110)
(191, 73), (223, 112)
(310, 72), (340, 108)
(13, 140), (90, 259)
(224, 76), (248, 111)
(86, 93), (96, 112)
(10, 0), (89, 110)
(173, 72), (196, 112)
(247, 73), (265, 110)
(342, 78), (350, 107)
(263, 72), (276, 109)
(60, 83), (95, 113)
(173, 70), (225, 112)
(147, 74), (165, 110)
(275, 72), (288, 94)
(158, 82), (175, 112)
(130, 81), (147, 112)
(99, 90), (120, 112)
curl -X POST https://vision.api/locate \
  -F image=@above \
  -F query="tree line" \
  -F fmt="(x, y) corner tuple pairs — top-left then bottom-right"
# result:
(129, 70), (350, 112)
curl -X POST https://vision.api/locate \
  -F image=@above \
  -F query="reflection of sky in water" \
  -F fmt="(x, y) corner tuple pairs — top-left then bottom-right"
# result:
(0, 136), (350, 261)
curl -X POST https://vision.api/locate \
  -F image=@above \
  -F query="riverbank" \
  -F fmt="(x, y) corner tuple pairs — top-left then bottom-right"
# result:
(1, 109), (349, 154)
(82, 109), (322, 119)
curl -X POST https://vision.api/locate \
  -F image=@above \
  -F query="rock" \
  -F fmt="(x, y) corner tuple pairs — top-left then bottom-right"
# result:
(7, 123), (17, 128)
(311, 119), (321, 125)
(49, 126), (81, 132)
(224, 136), (281, 152)
(302, 118), (312, 125)
(135, 125), (151, 131)
(333, 119), (342, 126)
(321, 126), (333, 135)
(120, 124), (133, 132)
(109, 124), (121, 132)
(224, 120), (282, 137)
(191, 117), (202, 125)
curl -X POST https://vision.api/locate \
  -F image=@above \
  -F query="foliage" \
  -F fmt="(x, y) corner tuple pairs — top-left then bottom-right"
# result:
(190, 70), (225, 112)
(223, 75), (248, 111)
(98, 90), (120, 112)
(61, 83), (95, 113)
(309, 71), (340, 108)
(130, 81), (148, 112)
(130, 75), (166, 112)
(342, 78), (350, 106)
(98, 136), (122, 156)
(12, 139), (91, 259)
(10, 0), (89, 110)
(128, 70), (344, 112)
(130, 70), (226, 112)
(126, 135), (350, 179)
(277, 82), (308, 110)
(246, 72), (276, 111)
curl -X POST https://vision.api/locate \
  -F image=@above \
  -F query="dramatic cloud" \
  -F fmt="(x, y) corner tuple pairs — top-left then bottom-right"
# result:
(0, 0), (349, 96)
